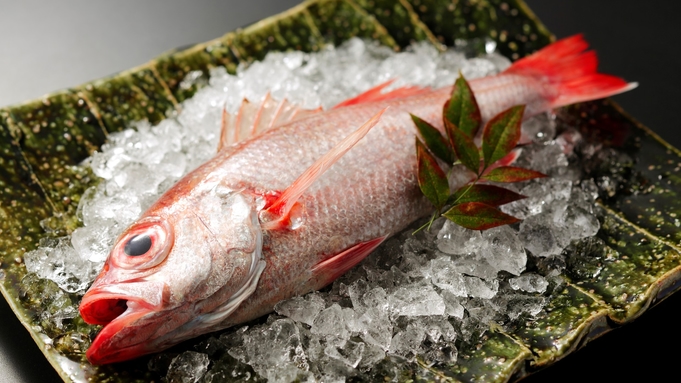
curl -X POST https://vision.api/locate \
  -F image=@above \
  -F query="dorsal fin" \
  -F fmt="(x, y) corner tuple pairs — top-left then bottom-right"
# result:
(260, 108), (388, 231)
(217, 93), (323, 152)
(333, 80), (431, 109)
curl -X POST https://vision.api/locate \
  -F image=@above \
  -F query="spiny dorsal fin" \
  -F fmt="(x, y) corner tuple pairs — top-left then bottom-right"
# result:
(260, 108), (389, 231)
(217, 93), (323, 152)
(333, 79), (431, 109)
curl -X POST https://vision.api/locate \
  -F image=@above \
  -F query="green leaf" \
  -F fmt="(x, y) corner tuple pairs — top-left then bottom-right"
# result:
(449, 184), (526, 206)
(442, 202), (520, 230)
(444, 74), (482, 137)
(416, 138), (450, 210)
(481, 105), (525, 167)
(445, 119), (480, 174)
(482, 166), (547, 183)
(411, 114), (453, 163)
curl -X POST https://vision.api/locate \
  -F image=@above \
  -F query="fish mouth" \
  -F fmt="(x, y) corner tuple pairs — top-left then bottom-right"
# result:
(79, 282), (169, 364)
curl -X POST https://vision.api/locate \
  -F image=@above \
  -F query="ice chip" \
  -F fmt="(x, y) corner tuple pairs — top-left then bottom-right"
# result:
(357, 307), (393, 350)
(311, 304), (349, 341)
(479, 226), (527, 276)
(509, 274), (549, 293)
(519, 214), (564, 257)
(389, 284), (445, 317)
(166, 351), (209, 383)
(388, 323), (426, 357)
(24, 237), (97, 293)
(324, 339), (365, 368)
(441, 291), (465, 319)
(70, 225), (114, 263)
(505, 294), (547, 320)
(275, 293), (326, 326)
(463, 276), (499, 299)
(437, 219), (482, 254)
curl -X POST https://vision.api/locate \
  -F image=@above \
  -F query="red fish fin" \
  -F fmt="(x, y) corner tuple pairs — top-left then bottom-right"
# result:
(333, 80), (431, 109)
(261, 108), (388, 230)
(505, 34), (637, 108)
(311, 236), (388, 285)
(217, 93), (322, 152)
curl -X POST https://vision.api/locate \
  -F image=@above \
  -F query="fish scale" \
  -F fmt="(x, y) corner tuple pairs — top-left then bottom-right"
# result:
(78, 35), (636, 364)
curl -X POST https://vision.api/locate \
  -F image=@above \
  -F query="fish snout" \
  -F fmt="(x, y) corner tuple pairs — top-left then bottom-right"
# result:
(79, 281), (171, 364)
(79, 280), (169, 324)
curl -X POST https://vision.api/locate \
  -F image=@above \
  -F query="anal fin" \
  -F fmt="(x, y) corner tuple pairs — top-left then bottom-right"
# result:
(311, 236), (388, 286)
(260, 108), (387, 230)
(217, 93), (323, 152)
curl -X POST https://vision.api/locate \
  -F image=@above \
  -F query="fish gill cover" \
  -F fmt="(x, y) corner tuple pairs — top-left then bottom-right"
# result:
(1, 1), (680, 382)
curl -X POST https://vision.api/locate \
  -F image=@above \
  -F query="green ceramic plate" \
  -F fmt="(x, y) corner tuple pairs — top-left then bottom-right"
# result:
(1, 1), (679, 382)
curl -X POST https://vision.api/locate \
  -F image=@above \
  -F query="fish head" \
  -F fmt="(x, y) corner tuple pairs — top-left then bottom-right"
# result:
(79, 186), (265, 364)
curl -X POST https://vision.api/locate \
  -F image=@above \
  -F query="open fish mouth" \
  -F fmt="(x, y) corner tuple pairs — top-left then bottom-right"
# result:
(79, 282), (170, 364)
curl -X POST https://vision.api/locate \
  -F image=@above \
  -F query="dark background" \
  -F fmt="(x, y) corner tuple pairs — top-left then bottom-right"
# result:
(0, 1), (679, 382)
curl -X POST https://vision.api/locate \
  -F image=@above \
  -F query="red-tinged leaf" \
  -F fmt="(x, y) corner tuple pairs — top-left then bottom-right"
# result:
(482, 166), (548, 183)
(442, 202), (520, 230)
(411, 114), (453, 163)
(481, 105), (525, 168)
(444, 74), (482, 137)
(449, 184), (526, 206)
(416, 138), (450, 210)
(445, 119), (480, 174)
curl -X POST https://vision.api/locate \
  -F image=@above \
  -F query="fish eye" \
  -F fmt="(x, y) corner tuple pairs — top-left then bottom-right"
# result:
(124, 234), (152, 256)
(111, 217), (173, 270)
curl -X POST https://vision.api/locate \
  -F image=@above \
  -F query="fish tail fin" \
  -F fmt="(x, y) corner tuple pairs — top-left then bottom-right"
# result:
(506, 34), (637, 108)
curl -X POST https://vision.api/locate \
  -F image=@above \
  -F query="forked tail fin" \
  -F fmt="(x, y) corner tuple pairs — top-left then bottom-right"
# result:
(506, 34), (637, 108)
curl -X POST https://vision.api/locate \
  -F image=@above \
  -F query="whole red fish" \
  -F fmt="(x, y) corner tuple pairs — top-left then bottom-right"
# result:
(79, 35), (635, 364)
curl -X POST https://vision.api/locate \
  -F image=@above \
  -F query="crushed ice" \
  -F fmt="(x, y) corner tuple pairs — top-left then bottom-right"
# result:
(23, 38), (602, 380)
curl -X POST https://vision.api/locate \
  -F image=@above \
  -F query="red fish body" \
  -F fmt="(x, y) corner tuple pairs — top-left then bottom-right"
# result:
(79, 35), (635, 364)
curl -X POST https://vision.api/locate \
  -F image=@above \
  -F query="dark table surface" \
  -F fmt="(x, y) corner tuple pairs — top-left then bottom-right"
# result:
(0, 1), (679, 382)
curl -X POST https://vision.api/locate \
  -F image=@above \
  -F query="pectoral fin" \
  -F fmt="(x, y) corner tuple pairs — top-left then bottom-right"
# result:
(260, 108), (388, 230)
(311, 236), (388, 287)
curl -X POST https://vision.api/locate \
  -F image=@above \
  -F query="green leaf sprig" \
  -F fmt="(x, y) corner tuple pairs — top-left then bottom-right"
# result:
(413, 74), (547, 232)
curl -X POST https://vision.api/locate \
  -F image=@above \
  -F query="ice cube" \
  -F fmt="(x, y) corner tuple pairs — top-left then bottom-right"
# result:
(70, 225), (114, 263)
(166, 351), (209, 383)
(311, 304), (349, 341)
(24, 237), (97, 293)
(389, 284), (446, 317)
(427, 256), (467, 297)
(275, 293), (326, 326)
(441, 291), (465, 319)
(519, 214), (564, 257)
(479, 226), (527, 276)
(437, 219), (482, 254)
(324, 339), (365, 368)
(509, 274), (549, 293)
(357, 307), (393, 351)
(463, 277), (499, 299)
(388, 323), (426, 357)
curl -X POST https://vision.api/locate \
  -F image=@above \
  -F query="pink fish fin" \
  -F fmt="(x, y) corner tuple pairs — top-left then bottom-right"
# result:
(260, 108), (388, 231)
(333, 79), (431, 109)
(505, 34), (637, 109)
(311, 235), (388, 285)
(217, 93), (323, 153)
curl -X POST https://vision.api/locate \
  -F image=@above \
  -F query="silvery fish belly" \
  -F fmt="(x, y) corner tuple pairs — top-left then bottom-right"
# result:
(78, 35), (636, 364)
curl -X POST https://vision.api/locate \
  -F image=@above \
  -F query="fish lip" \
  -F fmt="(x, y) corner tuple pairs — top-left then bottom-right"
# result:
(79, 289), (158, 325)
(85, 307), (154, 365)
(79, 282), (170, 364)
